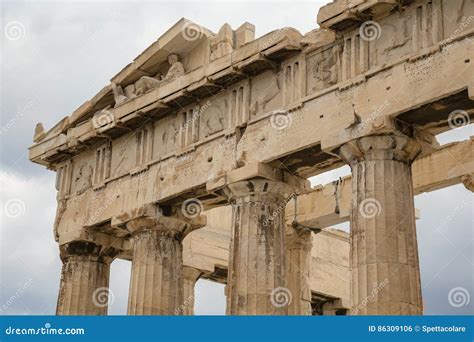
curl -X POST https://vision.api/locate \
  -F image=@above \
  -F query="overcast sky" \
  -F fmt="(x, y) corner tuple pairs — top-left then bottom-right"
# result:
(1, 0), (472, 316)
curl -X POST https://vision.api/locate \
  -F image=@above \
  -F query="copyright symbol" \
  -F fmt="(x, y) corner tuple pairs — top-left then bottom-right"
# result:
(414, 325), (421, 332)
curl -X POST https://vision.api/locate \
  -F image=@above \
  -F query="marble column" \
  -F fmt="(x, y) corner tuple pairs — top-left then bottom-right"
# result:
(338, 134), (423, 315)
(56, 241), (115, 315)
(286, 225), (312, 315)
(181, 266), (202, 315)
(126, 215), (195, 315)
(225, 179), (293, 315)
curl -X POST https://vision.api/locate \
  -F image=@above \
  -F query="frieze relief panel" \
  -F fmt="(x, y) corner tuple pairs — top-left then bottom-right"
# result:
(152, 114), (181, 160)
(249, 70), (282, 117)
(369, 11), (413, 68)
(110, 134), (136, 179)
(442, 0), (474, 40)
(306, 43), (342, 93)
(337, 0), (467, 81)
(71, 157), (93, 195)
(200, 97), (227, 139)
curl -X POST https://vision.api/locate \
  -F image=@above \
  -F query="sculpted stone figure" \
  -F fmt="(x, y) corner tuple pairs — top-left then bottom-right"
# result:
(34, 122), (46, 142)
(112, 54), (184, 105)
(135, 72), (163, 96)
(210, 24), (234, 61)
(111, 82), (129, 107)
(162, 53), (185, 82)
(124, 84), (137, 99)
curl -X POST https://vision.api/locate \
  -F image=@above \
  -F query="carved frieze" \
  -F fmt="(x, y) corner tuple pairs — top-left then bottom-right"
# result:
(307, 44), (341, 93)
(442, 0), (474, 41)
(249, 72), (280, 117)
(200, 99), (226, 138)
(74, 162), (93, 194)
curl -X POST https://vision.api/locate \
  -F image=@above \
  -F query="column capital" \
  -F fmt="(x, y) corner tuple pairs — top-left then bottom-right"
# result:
(59, 241), (118, 264)
(183, 266), (202, 282)
(207, 161), (311, 196)
(225, 178), (297, 204)
(285, 225), (312, 252)
(113, 204), (206, 238)
(338, 134), (423, 166)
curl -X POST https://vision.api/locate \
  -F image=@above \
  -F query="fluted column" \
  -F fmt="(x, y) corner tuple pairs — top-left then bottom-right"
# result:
(181, 266), (201, 315)
(127, 217), (182, 315)
(226, 179), (293, 315)
(338, 134), (423, 315)
(126, 210), (205, 315)
(56, 241), (116, 315)
(286, 225), (312, 315)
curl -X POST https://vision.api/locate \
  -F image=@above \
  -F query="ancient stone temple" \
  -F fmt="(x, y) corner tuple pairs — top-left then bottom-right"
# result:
(29, 0), (473, 316)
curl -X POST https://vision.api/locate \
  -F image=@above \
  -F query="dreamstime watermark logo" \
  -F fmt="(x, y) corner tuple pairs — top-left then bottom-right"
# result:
(359, 21), (381, 42)
(270, 287), (292, 308)
(4, 21), (26, 41)
(448, 110), (470, 129)
(441, 16), (474, 51)
(261, 28), (285, 50)
(5, 323), (85, 336)
(181, 198), (203, 219)
(448, 287), (470, 308)
(181, 22), (204, 41)
(174, 295), (194, 315)
(436, 195), (470, 233)
(263, 192), (298, 226)
(270, 110), (292, 130)
(1, 98), (36, 137)
(351, 278), (389, 314)
(0, 278), (33, 314)
(80, 9), (120, 53)
(85, 191), (121, 226)
(174, 100), (211, 138)
(3, 198), (26, 218)
(359, 198), (382, 219)
(92, 287), (114, 308)
(92, 109), (115, 130)
(351, 100), (390, 138)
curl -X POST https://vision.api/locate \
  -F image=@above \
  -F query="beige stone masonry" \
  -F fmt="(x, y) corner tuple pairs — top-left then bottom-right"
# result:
(289, 137), (474, 230)
(286, 225), (312, 315)
(225, 179), (295, 315)
(182, 266), (202, 315)
(120, 206), (206, 315)
(28, 0), (474, 317)
(56, 241), (117, 315)
(338, 134), (424, 315)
